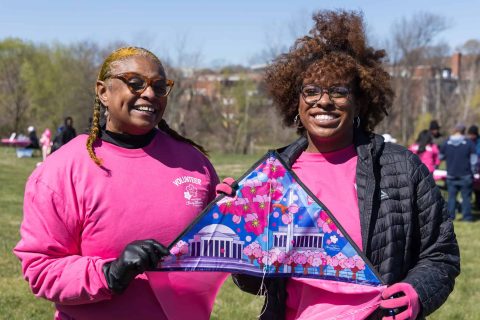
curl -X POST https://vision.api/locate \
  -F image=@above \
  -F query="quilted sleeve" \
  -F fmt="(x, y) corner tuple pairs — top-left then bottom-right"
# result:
(402, 153), (460, 316)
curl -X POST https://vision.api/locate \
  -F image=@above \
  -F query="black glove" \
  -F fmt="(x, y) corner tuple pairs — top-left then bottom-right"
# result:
(103, 239), (170, 294)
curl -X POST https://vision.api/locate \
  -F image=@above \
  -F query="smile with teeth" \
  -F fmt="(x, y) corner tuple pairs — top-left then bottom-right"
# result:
(313, 114), (338, 121)
(133, 105), (156, 114)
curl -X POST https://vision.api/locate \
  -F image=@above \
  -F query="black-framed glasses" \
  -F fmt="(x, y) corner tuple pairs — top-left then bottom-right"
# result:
(108, 72), (174, 97)
(300, 84), (350, 105)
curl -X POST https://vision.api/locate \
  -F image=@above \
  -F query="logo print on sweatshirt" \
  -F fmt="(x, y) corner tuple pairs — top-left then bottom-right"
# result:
(172, 176), (204, 207)
(183, 184), (203, 207)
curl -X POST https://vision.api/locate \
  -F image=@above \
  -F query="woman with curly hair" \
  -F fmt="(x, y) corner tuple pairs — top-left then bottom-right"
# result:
(14, 47), (227, 319)
(228, 10), (459, 320)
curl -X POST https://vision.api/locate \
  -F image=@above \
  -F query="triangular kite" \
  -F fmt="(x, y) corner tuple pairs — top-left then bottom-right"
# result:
(157, 151), (384, 287)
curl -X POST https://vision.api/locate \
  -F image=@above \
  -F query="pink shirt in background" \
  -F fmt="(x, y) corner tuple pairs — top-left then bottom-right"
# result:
(288, 145), (385, 320)
(14, 132), (227, 320)
(408, 143), (440, 173)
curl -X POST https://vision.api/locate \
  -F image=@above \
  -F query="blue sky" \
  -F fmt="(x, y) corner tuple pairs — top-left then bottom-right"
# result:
(0, 0), (478, 67)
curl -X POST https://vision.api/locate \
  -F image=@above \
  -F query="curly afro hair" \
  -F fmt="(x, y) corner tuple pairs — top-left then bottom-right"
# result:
(265, 10), (394, 133)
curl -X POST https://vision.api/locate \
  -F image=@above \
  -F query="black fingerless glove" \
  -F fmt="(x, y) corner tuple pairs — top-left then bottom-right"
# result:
(103, 239), (170, 294)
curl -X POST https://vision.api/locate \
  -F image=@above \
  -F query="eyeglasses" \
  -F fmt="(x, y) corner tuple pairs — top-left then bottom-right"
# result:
(300, 84), (350, 105)
(108, 72), (174, 97)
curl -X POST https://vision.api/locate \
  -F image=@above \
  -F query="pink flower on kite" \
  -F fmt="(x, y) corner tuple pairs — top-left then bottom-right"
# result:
(234, 197), (250, 216)
(245, 212), (266, 235)
(288, 203), (299, 214)
(232, 214), (242, 224)
(316, 210), (340, 235)
(241, 179), (264, 199)
(218, 197), (235, 215)
(262, 158), (287, 179)
(268, 179), (284, 201)
(253, 194), (270, 206)
(252, 194), (270, 216)
(281, 213), (293, 225)
(170, 240), (189, 260)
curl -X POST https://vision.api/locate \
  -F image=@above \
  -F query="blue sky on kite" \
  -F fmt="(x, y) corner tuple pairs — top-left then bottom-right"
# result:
(0, 0), (478, 67)
(160, 152), (382, 286)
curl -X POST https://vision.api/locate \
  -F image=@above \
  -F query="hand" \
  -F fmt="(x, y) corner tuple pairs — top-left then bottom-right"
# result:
(215, 177), (237, 197)
(380, 283), (421, 320)
(103, 239), (170, 294)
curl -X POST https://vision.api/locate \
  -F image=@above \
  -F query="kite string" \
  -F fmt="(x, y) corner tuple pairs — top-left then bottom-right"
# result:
(257, 189), (271, 319)
(256, 264), (268, 319)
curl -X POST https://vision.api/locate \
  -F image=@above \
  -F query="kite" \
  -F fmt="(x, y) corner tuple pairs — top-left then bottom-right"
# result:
(156, 150), (384, 288)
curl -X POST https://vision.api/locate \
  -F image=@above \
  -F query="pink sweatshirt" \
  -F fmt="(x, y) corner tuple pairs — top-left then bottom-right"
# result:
(14, 132), (228, 320)
(408, 143), (440, 173)
(288, 145), (384, 320)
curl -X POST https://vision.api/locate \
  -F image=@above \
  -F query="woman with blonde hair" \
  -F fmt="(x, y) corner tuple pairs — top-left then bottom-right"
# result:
(14, 47), (227, 319)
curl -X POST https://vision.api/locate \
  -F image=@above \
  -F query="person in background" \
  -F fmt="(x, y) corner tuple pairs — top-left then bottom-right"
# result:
(467, 125), (480, 209)
(441, 123), (477, 222)
(408, 129), (440, 173)
(14, 46), (227, 319)
(429, 120), (445, 148)
(60, 116), (77, 145)
(227, 10), (459, 320)
(50, 125), (64, 153)
(26, 126), (40, 149)
(39, 128), (52, 161)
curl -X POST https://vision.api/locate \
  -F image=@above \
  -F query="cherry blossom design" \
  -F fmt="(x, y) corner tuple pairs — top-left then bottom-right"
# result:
(232, 214), (242, 224)
(268, 248), (287, 273)
(297, 250), (314, 274)
(243, 241), (262, 264)
(234, 197), (251, 216)
(241, 179), (264, 199)
(328, 253), (347, 277)
(268, 178), (284, 201)
(245, 212), (266, 235)
(286, 251), (300, 273)
(170, 240), (189, 260)
(262, 157), (287, 179)
(273, 202), (298, 225)
(257, 250), (268, 269)
(218, 197), (236, 215)
(281, 213), (293, 225)
(329, 235), (338, 244)
(310, 251), (328, 276)
(253, 194), (270, 210)
(350, 255), (366, 280)
(316, 210), (341, 236)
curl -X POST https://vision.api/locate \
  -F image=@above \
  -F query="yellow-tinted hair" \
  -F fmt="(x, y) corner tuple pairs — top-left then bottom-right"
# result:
(86, 47), (161, 166)
(86, 46), (208, 166)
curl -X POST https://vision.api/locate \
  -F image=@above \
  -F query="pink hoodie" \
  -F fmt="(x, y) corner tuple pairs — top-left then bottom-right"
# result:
(408, 143), (440, 173)
(14, 132), (227, 320)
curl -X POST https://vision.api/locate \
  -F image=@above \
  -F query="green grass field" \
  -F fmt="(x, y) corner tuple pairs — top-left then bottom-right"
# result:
(1, 146), (478, 319)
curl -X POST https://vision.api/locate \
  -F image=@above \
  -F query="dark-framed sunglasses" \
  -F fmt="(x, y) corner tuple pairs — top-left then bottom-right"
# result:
(108, 72), (174, 97)
(300, 84), (350, 105)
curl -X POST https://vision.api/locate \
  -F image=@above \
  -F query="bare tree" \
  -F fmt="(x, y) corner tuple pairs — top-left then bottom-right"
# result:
(386, 12), (450, 143)
(456, 40), (480, 122)
(0, 39), (33, 135)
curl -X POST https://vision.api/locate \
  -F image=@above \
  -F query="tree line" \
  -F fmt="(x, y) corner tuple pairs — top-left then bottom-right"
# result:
(1, 12), (479, 152)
